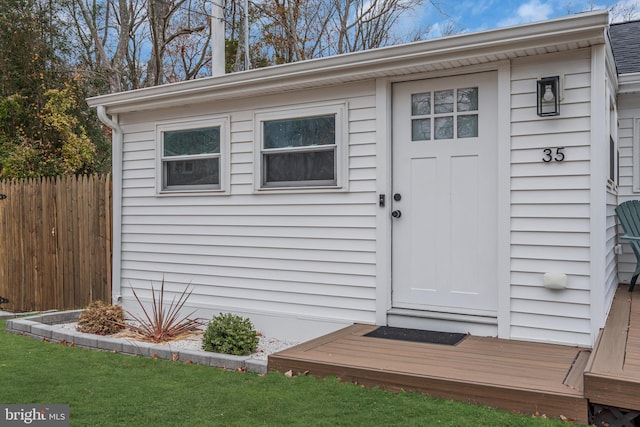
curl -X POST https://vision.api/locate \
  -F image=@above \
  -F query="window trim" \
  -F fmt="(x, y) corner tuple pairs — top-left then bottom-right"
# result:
(634, 117), (640, 193)
(607, 98), (618, 189)
(156, 116), (230, 195)
(254, 103), (347, 192)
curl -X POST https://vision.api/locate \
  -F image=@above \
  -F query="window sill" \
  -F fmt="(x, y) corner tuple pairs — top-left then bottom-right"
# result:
(157, 188), (229, 197)
(253, 184), (348, 195)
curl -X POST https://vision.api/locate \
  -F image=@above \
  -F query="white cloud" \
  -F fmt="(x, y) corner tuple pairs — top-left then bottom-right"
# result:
(498, 0), (554, 26)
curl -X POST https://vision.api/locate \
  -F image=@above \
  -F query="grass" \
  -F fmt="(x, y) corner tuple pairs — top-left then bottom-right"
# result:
(0, 320), (568, 427)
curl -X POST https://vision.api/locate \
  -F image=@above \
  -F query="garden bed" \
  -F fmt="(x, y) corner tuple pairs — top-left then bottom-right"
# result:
(5, 310), (295, 374)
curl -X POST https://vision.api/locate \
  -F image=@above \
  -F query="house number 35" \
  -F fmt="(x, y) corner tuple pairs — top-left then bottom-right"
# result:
(542, 147), (565, 162)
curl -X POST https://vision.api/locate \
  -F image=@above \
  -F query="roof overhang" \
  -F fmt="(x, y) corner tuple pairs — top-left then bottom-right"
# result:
(619, 73), (640, 95)
(87, 10), (609, 114)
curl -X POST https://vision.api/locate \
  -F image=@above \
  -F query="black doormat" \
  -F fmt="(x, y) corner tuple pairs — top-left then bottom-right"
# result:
(364, 326), (467, 346)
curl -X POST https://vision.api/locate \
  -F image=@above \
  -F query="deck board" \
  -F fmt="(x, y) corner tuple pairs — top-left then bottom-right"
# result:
(564, 349), (590, 392)
(270, 285), (640, 424)
(270, 324), (588, 422)
(584, 285), (640, 411)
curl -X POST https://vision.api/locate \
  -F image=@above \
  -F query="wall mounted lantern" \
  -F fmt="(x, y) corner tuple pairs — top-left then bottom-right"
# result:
(537, 76), (560, 117)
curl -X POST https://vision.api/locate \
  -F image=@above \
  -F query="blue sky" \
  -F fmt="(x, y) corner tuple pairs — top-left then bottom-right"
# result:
(409, 0), (640, 38)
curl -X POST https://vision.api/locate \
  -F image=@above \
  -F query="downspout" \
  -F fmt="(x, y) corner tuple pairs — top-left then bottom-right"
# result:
(97, 106), (123, 304)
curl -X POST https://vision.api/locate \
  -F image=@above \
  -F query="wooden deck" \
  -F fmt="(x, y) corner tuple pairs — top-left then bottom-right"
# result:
(268, 285), (640, 424)
(269, 325), (591, 423)
(585, 285), (640, 413)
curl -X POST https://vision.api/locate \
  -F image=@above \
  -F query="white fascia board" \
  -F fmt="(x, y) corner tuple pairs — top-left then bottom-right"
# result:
(619, 73), (640, 94)
(87, 11), (609, 114)
(605, 35), (619, 93)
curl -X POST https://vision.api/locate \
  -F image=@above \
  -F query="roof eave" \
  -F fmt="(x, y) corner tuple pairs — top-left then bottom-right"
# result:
(87, 10), (609, 114)
(619, 73), (640, 94)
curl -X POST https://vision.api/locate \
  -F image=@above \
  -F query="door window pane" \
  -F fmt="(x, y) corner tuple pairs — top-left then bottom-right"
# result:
(412, 119), (431, 141)
(434, 90), (454, 113)
(434, 116), (454, 139)
(406, 85), (480, 142)
(457, 88), (478, 112)
(411, 93), (431, 115)
(457, 115), (478, 138)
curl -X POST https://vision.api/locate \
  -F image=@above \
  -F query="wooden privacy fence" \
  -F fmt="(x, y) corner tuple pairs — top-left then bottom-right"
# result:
(0, 175), (112, 312)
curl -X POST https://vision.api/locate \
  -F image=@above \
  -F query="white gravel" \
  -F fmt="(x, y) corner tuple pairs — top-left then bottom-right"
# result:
(56, 322), (298, 361)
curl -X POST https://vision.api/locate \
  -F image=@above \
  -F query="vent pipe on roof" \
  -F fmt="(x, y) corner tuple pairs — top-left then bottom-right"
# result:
(211, 1), (225, 76)
(244, 0), (250, 70)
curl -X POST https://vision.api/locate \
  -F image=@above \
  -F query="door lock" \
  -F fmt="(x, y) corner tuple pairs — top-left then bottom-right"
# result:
(391, 210), (402, 218)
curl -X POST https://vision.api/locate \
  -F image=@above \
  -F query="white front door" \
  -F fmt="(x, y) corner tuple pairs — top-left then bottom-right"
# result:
(391, 72), (498, 317)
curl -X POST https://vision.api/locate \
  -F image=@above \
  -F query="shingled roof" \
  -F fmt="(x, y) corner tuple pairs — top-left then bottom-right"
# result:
(609, 20), (640, 74)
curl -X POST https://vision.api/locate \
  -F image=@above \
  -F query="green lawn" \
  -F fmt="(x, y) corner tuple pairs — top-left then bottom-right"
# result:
(0, 320), (568, 426)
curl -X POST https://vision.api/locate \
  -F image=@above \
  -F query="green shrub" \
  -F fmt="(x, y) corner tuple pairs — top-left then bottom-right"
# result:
(202, 313), (259, 356)
(76, 300), (125, 335)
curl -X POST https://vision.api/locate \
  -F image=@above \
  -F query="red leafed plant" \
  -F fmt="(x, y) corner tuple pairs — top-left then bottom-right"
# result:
(126, 278), (203, 343)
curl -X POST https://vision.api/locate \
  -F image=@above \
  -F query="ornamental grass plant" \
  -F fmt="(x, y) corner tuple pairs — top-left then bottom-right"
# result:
(126, 277), (203, 342)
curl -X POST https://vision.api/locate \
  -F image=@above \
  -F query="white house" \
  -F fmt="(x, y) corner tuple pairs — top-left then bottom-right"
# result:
(88, 10), (632, 347)
(612, 19), (640, 282)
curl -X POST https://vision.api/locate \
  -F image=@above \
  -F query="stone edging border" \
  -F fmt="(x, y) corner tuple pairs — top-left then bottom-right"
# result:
(5, 310), (267, 374)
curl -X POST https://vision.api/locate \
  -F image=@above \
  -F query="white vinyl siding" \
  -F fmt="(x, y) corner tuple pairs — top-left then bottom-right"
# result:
(604, 72), (620, 307)
(616, 93), (640, 282)
(606, 189), (619, 304)
(116, 82), (377, 340)
(509, 50), (593, 346)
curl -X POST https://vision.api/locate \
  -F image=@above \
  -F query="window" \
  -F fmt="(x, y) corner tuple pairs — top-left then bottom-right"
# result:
(411, 87), (479, 141)
(157, 117), (229, 193)
(607, 99), (618, 188)
(255, 104), (346, 190)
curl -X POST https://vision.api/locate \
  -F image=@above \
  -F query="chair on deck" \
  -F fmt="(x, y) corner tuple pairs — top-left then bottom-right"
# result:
(615, 200), (640, 291)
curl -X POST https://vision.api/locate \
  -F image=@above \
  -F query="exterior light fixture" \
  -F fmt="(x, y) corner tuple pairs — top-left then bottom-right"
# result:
(537, 76), (560, 117)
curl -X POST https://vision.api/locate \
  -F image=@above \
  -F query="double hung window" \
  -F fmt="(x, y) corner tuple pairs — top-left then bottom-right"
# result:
(256, 105), (345, 190)
(157, 117), (228, 193)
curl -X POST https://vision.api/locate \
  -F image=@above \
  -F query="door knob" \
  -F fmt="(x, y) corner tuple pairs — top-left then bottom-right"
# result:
(391, 210), (402, 218)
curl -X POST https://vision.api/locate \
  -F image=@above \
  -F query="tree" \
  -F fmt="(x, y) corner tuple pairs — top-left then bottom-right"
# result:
(330, 0), (426, 55)
(66, 0), (440, 87)
(148, 0), (212, 84)
(0, 0), (109, 178)
(250, 0), (436, 66)
(610, 0), (640, 22)
(0, 0), (61, 98)
(73, 0), (147, 92)
(71, 0), (213, 90)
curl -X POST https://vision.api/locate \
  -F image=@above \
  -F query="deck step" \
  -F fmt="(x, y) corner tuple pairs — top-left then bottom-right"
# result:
(269, 324), (588, 423)
(584, 285), (640, 412)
